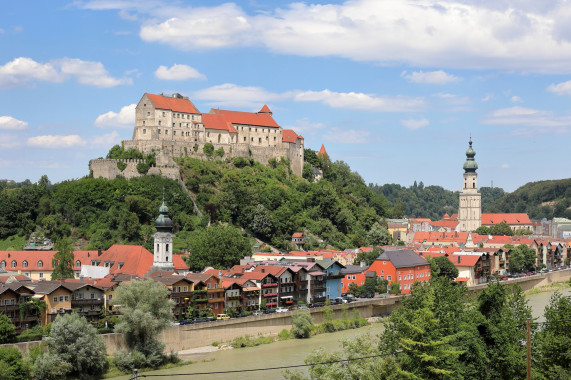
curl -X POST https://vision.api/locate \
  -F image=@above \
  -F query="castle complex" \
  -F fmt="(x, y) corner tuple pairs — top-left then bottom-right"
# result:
(91, 93), (304, 180)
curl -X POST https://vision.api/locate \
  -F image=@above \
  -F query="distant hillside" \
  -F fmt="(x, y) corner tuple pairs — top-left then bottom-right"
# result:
(0, 151), (392, 252)
(369, 182), (505, 220)
(485, 178), (571, 220)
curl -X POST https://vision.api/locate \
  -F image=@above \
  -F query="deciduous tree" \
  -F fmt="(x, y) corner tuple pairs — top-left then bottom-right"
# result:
(51, 237), (74, 280)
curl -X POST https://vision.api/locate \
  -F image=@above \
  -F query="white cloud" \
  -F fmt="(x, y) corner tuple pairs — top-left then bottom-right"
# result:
(323, 128), (370, 144)
(94, 104), (136, 128)
(0, 57), (131, 88)
(400, 118), (430, 130)
(27, 135), (86, 149)
(192, 83), (288, 109)
(482, 106), (571, 127)
(511, 95), (522, 102)
(404, 70), (461, 84)
(155, 64), (206, 80)
(0, 116), (28, 130)
(79, 0), (571, 73)
(92, 131), (121, 146)
(294, 89), (424, 112)
(547, 80), (571, 95)
(285, 118), (326, 135)
(501, 163), (510, 168)
(481, 94), (493, 102)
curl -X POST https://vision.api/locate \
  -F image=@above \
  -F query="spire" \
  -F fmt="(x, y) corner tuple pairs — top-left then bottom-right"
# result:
(463, 137), (478, 173)
(318, 144), (327, 155)
(155, 198), (172, 232)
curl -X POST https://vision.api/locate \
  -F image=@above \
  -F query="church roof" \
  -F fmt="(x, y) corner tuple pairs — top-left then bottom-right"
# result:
(481, 213), (531, 226)
(463, 138), (478, 173)
(146, 93), (199, 114)
(319, 144), (327, 155)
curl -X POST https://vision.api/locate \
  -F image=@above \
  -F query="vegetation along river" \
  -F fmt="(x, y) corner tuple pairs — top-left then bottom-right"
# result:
(114, 286), (569, 379)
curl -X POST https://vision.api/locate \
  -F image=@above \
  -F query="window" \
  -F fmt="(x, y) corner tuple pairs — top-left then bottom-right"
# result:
(258, 137), (261, 143)
(163, 112), (166, 116)
(22, 260), (28, 268)
(143, 120), (146, 126)
(352, 275), (356, 280)
(173, 131), (176, 136)
(172, 123), (175, 127)
(59, 296), (64, 302)
(207, 283), (211, 289)
(0, 261), (4, 268)
(53, 296), (58, 303)
(387, 275), (392, 281)
(64, 296), (69, 302)
(158, 129), (161, 134)
(11, 260), (16, 268)
(165, 130), (168, 135)
(75, 260), (81, 268)
(147, 111), (150, 116)
(383, 261), (386, 265)
(39, 273), (43, 278)
(143, 129), (146, 134)
(158, 120), (161, 126)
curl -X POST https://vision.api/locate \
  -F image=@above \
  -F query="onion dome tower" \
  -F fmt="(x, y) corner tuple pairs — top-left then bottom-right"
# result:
(152, 198), (175, 271)
(458, 137), (482, 232)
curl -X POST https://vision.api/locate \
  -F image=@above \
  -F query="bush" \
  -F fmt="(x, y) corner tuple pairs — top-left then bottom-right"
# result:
(278, 329), (294, 341)
(0, 346), (30, 380)
(136, 162), (150, 174)
(116, 161), (127, 172)
(17, 325), (43, 342)
(291, 311), (313, 339)
(112, 349), (147, 373)
(0, 313), (17, 344)
(33, 353), (72, 380)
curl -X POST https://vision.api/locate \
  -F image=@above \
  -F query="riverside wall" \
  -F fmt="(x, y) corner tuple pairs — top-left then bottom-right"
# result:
(5, 269), (570, 355)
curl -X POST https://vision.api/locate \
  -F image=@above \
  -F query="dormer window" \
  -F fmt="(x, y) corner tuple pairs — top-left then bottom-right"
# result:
(37, 260), (43, 268)
(11, 260), (16, 268)
(22, 260), (28, 268)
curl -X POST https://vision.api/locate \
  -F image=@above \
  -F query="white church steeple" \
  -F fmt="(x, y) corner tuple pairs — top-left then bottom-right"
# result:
(152, 198), (175, 271)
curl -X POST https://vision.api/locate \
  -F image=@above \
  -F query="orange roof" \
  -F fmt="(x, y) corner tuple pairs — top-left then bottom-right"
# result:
(449, 254), (481, 267)
(455, 277), (469, 282)
(481, 213), (531, 226)
(202, 113), (238, 133)
(146, 93), (199, 114)
(282, 129), (300, 143)
(97, 244), (153, 277)
(259, 104), (271, 113)
(0, 250), (93, 272)
(210, 108), (279, 128)
(429, 221), (459, 228)
(319, 144), (327, 155)
(292, 232), (304, 238)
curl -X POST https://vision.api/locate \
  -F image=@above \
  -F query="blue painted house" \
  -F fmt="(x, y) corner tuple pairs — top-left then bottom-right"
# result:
(316, 260), (346, 300)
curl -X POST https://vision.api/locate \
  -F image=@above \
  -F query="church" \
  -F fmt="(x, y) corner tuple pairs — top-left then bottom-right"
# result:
(457, 138), (532, 233)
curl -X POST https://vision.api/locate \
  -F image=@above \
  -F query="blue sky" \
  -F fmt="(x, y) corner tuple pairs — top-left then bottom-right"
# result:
(1, 0), (570, 192)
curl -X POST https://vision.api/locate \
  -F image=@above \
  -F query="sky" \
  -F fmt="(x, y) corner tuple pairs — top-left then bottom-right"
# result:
(1, 0), (571, 192)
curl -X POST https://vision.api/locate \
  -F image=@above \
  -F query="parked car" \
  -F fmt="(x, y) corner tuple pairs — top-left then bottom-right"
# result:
(264, 309), (277, 314)
(334, 297), (347, 304)
(179, 319), (193, 325)
(296, 304), (309, 310)
(252, 310), (264, 316)
(275, 307), (289, 313)
(361, 293), (374, 298)
(193, 318), (207, 324)
(216, 314), (230, 320)
(343, 294), (356, 302)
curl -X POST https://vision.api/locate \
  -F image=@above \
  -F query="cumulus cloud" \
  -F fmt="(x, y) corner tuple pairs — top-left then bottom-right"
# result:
(323, 128), (370, 144)
(0, 116), (28, 130)
(294, 89), (424, 112)
(192, 83), (288, 109)
(155, 64), (206, 80)
(511, 95), (522, 102)
(400, 118), (430, 130)
(481, 94), (493, 102)
(95, 104), (136, 128)
(482, 106), (571, 127)
(547, 80), (571, 95)
(75, 0), (571, 73)
(27, 135), (86, 148)
(0, 57), (131, 88)
(501, 163), (510, 168)
(403, 70), (461, 84)
(93, 131), (121, 146)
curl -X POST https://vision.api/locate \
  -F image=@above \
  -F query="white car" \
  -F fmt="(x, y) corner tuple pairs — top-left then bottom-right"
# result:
(275, 307), (289, 313)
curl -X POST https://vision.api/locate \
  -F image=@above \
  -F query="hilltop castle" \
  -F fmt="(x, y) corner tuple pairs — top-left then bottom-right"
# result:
(91, 93), (304, 180)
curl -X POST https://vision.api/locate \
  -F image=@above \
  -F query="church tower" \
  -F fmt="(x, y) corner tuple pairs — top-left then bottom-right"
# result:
(152, 199), (175, 271)
(458, 138), (482, 232)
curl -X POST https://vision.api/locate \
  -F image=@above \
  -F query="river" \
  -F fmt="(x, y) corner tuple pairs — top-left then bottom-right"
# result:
(114, 286), (570, 379)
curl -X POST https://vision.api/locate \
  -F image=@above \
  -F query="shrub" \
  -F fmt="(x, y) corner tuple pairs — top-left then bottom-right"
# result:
(291, 311), (313, 339)
(278, 329), (293, 341)
(17, 325), (43, 342)
(116, 161), (127, 172)
(0, 346), (30, 380)
(136, 162), (150, 174)
(112, 349), (147, 373)
(33, 353), (73, 380)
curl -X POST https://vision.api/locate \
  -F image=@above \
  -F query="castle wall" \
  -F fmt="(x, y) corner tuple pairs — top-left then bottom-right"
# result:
(90, 158), (179, 181)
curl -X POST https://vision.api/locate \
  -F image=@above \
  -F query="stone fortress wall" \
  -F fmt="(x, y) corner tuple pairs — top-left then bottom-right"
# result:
(90, 154), (180, 181)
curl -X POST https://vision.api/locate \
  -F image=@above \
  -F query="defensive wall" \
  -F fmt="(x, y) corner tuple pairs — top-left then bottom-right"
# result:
(5, 269), (569, 356)
(89, 158), (180, 181)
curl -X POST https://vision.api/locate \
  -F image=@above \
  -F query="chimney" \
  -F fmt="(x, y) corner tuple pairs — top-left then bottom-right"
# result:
(97, 249), (102, 256)
(360, 260), (366, 268)
(261, 268), (265, 273)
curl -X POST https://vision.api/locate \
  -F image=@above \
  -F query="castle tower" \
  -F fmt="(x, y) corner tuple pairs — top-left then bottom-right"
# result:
(152, 199), (175, 271)
(458, 137), (482, 232)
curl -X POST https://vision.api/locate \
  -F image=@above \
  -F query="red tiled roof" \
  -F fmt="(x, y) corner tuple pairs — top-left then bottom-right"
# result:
(319, 144), (327, 155)
(481, 213), (531, 226)
(210, 108), (279, 128)
(429, 221), (459, 228)
(97, 245), (154, 277)
(259, 104), (271, 113)
(282, 129), (300, 143)
(202, 113), (238, 133)
(449, 254), (481, 267)
(0, 250), (93, 272)
(146, 93), (199, 114)
(292, 232), (304, 238)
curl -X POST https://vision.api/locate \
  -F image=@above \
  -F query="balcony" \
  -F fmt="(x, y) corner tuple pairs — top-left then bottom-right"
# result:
(71, 298), (104, 305)
(227, 295), (241, 301)
(263, 293), (277, 298)
(0, 305), (19, 313)
(209, 297), (224, 303)
(262, 283), (278, 288)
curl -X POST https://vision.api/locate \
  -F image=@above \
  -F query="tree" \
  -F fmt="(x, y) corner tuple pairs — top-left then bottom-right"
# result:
(428, 255), (459, 281)
(534, 292), (571, 379)
(185, 223), (251, 271)
(291, 311), (313, 339)
(367, 222), (393, 246)
(0, 346), (30, 380)
(112, 279), (174, 367)
(0, 313), (16, 344)
(203, 143), (214, 158)
(475, 226), (491, 235)
(353, 247), (383, 267)
(490, 221), (514, 236)
(51, 237), (74, 280)
(39, 312), (108, 379)
(508, 244), (536, 273)
(248, 204), (274, 239)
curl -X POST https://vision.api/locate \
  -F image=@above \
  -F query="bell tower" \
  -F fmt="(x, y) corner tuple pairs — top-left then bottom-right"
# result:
(152, 198), (175, 271)
(458, 137), (482, 232)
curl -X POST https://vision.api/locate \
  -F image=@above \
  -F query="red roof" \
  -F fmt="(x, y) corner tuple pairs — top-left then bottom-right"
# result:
(282, 129), (300, 143)
(292, 232), (304, 238)
(202, 113), (238, 133)
(449, 254), (481, 267)
(319, 144), (327, 155)
(146, 93), (199, 114)
(259, 104), (271, 113)
(209, 108), (279, 128)
(429, 221), (459, 228)
(481, 213), (531, 226)
(97, 245), (154, 276)
(0, 250), (93, 272)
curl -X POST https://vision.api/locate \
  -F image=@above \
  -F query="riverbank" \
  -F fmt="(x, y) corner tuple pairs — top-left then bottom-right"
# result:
(523, 280), (570, 295)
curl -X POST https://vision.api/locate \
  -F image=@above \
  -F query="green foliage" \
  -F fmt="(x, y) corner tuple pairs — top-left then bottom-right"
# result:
(116, 161), (127, 172)
(534, 292), (571, 379)
(367, 222), (392, 246)
(32, 353), (72, 380)
(203, 143), (214, 158)
(278, 329), (294, 341)
(136, 162), (150, 174)
(231, 335), (276, 348)
(0, 346), (29, 380)
(508, 244), (536, 273)
(0, 313), (16, 344)
(51, 237), (74, 280)
(474, 225), (491, 235)
(113, 279), (174, 367)
(184, 223), (252, 271)
(490, 221), (514, 236)
(514, 228), (532, 235)
(388, 280), (400, 295)
(215, 147), (225, 157)
(0, 235), (26, 250)
(291, 311), (313, 339)
(106, 145), (143, 160)
(428, 255), (459, 281)
(486, 178), (571, 219)
(17, 325), (43, 343)
(112, 349), (147, 373)
(44, 312), (108, 379)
